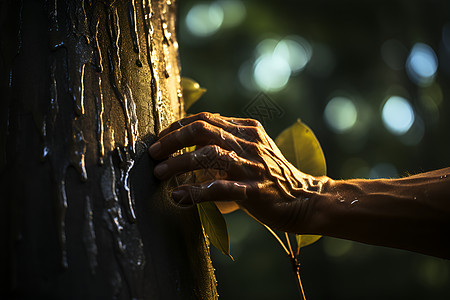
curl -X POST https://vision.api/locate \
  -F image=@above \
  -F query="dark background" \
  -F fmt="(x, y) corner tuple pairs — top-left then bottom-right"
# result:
(177, 0), (450, 299)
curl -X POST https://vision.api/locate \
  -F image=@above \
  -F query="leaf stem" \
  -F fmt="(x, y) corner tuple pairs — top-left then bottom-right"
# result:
(284, 232), (294, 259)
(244, 209), (290, 256)
(296, 241), (301, 257)
(244, 209), (306, 300)
(261, 223), (291, 257)
(295, 267), (306, 300)
(287, 233), (306, 300)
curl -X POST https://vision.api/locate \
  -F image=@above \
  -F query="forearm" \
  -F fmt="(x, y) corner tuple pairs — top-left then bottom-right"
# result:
(149, 113), (450, 258)
(304, 168), (450, 259)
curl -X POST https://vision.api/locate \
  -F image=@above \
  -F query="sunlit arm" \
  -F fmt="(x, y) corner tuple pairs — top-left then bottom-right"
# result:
(149, 113), (450, 260)
(301, 168), (450, 259)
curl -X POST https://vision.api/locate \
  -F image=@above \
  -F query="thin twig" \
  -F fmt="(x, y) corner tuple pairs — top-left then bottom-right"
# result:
(244, 209), (306, 300)
(287, 233), (307, 300)
(296, 267), (307, 300)
(243, 209), (290, 256)
(284, 232), (294, 259)
(259, 222), (291, 256)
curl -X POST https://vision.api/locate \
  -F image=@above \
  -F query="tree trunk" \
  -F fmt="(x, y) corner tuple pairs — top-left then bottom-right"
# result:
(0, 0), (217, 299)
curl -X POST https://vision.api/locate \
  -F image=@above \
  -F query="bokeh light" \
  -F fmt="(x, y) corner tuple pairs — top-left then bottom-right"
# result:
(253, 53), (291, 91)
(324, 96), (358, 133)
(255, 38), (278, 56)
(381, 96), (415, 135)
(185, 3), (224, 37)
(406, 43), (438, 86)
(273, 36), (312, 73)
(252, 36), (312, 91)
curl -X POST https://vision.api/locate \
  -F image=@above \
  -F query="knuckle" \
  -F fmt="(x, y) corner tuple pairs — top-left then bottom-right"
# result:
(253, 120), (263, 129)
(199, 112), (214, 121)
(254, 126), (264, 136)
(246, 118), (262, 128)
(204, 144), (221, 156)
(191, 120), (210, 134)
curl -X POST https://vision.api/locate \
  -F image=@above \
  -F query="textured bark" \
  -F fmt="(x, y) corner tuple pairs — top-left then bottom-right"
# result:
(0, 0), (217, 299)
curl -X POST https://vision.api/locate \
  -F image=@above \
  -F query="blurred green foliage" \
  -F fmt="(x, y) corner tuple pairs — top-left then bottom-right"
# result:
(178, 0), (450, 299)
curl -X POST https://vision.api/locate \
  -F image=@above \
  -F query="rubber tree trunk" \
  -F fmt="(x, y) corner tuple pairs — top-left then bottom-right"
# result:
(0, 0), (217, 299)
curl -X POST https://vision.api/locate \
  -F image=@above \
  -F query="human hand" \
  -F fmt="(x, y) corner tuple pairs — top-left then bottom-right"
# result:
(148, 112), (329, 232)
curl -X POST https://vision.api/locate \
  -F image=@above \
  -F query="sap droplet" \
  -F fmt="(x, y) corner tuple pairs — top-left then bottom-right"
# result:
(95, 77), (105, 165)
(123, 85), (139, 153)
(69, 63), (86, 116)
(117, 147), (136, 223)
(93, 19), (103, 73)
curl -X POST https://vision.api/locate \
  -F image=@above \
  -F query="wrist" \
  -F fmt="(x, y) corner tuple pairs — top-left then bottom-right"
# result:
(300, 176), (334, 234)
(279, 176), (334, 234)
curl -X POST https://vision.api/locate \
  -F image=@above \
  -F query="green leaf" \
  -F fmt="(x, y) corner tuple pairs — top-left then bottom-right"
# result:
(197, 202), (233, 260)
(296, 234), (322, 249)
(275, 118), (326, 177)
(275, 119), (327, 249)
(182, 77), (206, 111)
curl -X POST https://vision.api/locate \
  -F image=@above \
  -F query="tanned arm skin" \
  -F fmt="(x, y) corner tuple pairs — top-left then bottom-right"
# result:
(148, 112), (450, 259)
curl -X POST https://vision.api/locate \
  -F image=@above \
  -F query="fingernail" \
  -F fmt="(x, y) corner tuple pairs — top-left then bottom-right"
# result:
(172, 189), (187, 203)
(154, 163), (168, 179)
(148, 141), (161, 157)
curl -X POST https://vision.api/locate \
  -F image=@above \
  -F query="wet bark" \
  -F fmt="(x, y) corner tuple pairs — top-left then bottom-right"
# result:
(0, 0), (217, 299)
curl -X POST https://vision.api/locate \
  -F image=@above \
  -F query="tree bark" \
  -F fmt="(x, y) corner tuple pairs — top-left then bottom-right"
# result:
(0, 0), (217, 299)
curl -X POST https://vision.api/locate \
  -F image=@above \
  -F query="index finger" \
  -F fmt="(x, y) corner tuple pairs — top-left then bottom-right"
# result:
(158, 112), (224, 138)
(149, 120), (255, 160)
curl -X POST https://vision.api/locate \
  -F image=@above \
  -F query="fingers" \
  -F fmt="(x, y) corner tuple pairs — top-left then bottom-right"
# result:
(172, 180), (248, 206)
(159, 112), (226, 138)
(159, 112), (262, 138)
(153, 144), (265, 180)
(221, 116), (264, 129)
(158, 112), (266, 146)
(158, 113), (211, 138)
(149, 120), (256, 160)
